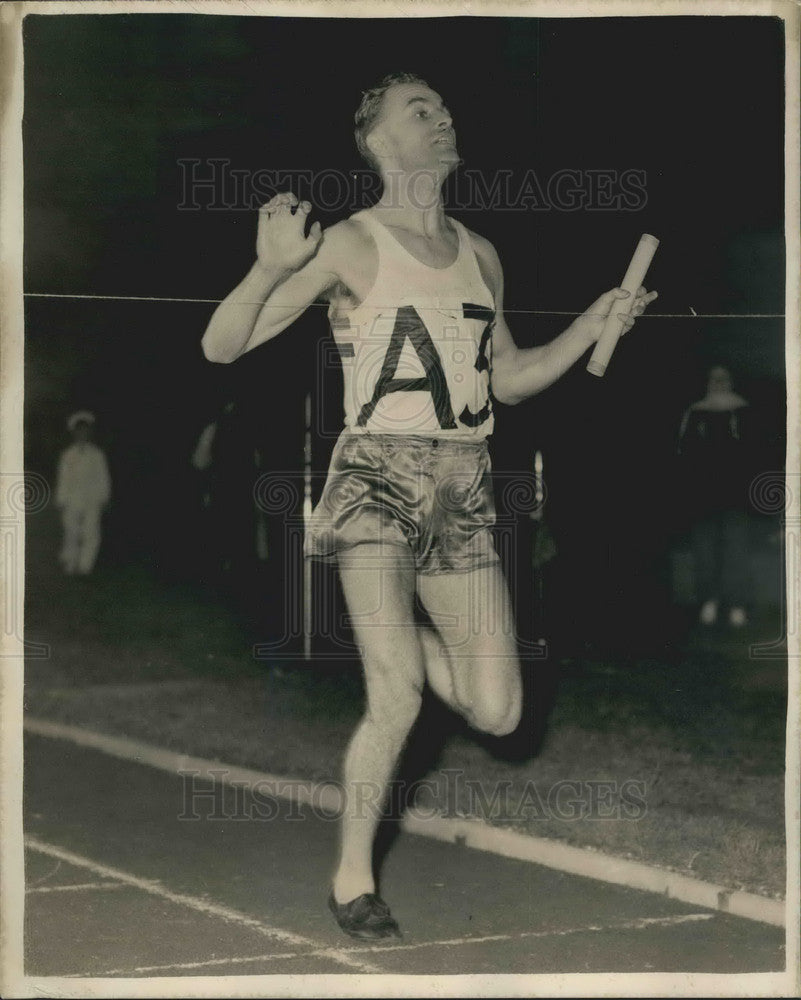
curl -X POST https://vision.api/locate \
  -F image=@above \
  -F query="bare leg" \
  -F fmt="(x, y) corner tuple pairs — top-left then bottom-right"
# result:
(77, 504), (102, 574)
(333, 544), (425, 904)
(333, 554), (521, 906)
(417, 624), (462, 712)
(60, 506), (82, 575)
(418, 565), (522, 736)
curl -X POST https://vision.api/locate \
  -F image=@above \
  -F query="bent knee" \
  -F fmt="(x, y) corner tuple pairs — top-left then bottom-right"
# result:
(490, 704), (522, 737)
(470, 693), (522, 737)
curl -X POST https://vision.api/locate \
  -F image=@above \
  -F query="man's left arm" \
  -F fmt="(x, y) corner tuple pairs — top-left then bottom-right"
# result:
(478, 240), (657, 405)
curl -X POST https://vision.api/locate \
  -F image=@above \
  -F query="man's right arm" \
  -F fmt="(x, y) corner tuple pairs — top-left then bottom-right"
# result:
(201, 194), (339, 364)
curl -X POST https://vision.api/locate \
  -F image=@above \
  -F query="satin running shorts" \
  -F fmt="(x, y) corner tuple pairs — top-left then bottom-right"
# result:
(304, 433), (500, 576)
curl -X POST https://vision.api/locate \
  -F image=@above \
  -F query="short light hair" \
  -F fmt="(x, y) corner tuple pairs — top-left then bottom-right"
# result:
(354, 72), (430, 171)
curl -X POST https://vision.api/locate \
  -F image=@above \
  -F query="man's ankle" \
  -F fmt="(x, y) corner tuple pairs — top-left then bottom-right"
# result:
(332, 873), (375, 905)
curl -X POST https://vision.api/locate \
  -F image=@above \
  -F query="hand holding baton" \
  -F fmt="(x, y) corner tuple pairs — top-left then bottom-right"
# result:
(586, 233), (659, 377)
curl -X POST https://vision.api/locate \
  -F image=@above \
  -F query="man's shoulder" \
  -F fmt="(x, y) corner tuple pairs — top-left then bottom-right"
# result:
(690, 396), (750, 413)
(457, 221), (494, 251)
(312, 214), (373, 268)
(324, 214), (372, 246)
(457, 221), (501, 270)
(454, 220), (502, 298)
(312, 214), (377, 304)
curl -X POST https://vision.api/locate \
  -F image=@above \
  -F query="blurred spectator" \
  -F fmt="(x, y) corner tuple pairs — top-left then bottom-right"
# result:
(190, 412), (218, 510)
(678, 366), (754, 627)
(55, 410), (112, 576)
(191, 401), (264, 592)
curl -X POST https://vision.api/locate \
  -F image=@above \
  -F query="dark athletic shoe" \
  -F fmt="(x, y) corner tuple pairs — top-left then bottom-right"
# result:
(327, 892), (402, 940)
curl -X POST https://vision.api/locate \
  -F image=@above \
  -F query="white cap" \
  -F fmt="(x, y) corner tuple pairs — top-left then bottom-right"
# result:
(67, 410), (95, 431)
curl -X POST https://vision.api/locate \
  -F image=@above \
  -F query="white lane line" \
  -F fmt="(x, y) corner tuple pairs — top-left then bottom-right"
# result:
(70, 912), (715, 977)
(24, 716), (343, 814)
(25, 837), (381, 975)
(348, 912), (717, 953)
(23, 716), (787, 928)
(27, 882), (125, 894)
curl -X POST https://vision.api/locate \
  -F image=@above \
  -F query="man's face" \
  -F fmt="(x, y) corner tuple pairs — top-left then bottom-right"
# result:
(73, 422), (91, 443)
(369, 83), (459, 175)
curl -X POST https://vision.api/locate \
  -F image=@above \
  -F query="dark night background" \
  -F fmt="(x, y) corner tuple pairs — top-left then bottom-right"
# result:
(22, 13), (786, 656)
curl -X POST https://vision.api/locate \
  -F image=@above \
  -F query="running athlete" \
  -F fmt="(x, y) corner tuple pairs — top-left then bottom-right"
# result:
(202, 72), (657, 940)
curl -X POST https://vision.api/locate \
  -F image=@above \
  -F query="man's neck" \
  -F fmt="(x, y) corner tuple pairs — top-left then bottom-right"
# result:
(374, 169), (448, 239)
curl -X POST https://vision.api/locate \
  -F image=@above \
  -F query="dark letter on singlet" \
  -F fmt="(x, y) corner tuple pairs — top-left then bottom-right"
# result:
(356, 306), (457, 429)
(459, 303), (494, 428)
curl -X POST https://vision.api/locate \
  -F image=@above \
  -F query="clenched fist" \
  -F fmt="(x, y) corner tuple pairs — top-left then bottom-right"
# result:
(575, 285), (659, 345)
(257, 192), (323, 272)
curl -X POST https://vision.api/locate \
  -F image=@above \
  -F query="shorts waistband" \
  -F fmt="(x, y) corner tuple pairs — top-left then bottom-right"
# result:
(340, 432), (488, 453)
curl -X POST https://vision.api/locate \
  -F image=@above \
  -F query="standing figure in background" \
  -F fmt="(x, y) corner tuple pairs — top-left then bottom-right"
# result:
(678, 366), (753, 627)
(191, 401), (263, 593)
(55, 411), (112, 576)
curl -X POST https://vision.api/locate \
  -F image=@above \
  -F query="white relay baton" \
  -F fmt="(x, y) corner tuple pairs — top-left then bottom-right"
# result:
(586, 233), (659, 377)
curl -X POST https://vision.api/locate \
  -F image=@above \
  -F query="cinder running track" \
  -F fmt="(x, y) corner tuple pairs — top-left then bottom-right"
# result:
(23, 731), (785, 978)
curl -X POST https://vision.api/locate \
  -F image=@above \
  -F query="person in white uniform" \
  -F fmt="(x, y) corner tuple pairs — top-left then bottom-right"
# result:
(55, 411), (112, 576)
(202, 72), (657, 939)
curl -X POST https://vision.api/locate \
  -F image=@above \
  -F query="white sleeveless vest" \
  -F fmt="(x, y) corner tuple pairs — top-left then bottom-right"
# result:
(329, 210), (496, 439)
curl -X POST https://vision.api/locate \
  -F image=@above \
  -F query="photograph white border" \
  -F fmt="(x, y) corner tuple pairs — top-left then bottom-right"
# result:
(1, 1), (798, 996)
